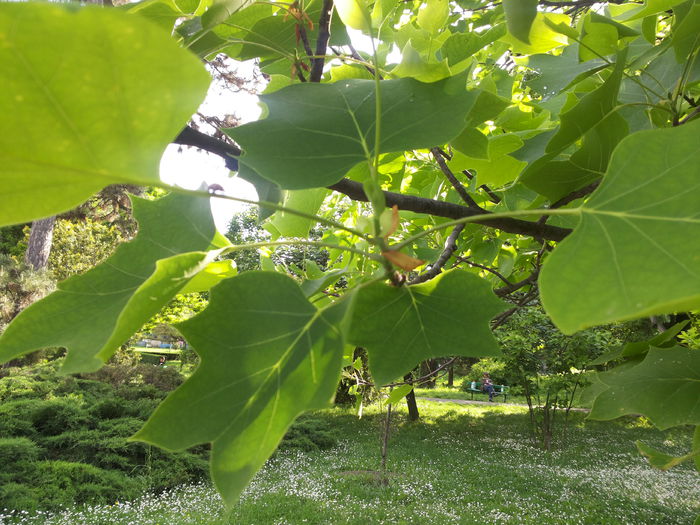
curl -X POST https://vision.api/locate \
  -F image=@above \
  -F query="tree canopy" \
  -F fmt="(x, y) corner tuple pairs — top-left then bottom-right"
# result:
(0, 0), (699, 508)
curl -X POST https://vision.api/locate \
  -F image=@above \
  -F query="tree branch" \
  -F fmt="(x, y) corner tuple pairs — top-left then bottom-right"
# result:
(173, 126), (572, 242)
(328, 178), (571, 242)
(409, 224), (465, 285)
(431, 148), (483, 210)
(174, 126), (240, 171)
(310, 0), (334, 83)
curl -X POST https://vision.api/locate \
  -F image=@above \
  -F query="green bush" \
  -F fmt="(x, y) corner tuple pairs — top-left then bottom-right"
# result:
(0, 399), (44, 437)
(26, 460), (140, 509)
(279, 417), (338, 452)
(90, 397), (128, 419)
(0, 483), (39, 512)
(31, 398), (91, 436)
(468, 358), (508, 385)
(0, 437), (41, 467)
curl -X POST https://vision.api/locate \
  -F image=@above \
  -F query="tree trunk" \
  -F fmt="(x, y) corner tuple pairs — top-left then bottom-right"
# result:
(404, 373), (420, 421)
(447, 363), (454, 387)
(24, 216), (56, 270)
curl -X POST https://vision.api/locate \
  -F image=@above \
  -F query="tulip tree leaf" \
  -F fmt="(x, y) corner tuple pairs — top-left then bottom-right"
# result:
(0, 3), (210, 226)
(133, 272), (346, 506)
(526, 46), (607, 100)
(540, 119), (700, 333)
(546, 49), (626, 153)
(588, 347), (700, 430)
(349, 270), (508, 386)
(0, 193), (222, 374)
(179, 260), (238, 294)
(503, 0), (537, 44)
(227, 76), (477, 189)
(636, 440), (700, 470)
(387, 384), (414, 404)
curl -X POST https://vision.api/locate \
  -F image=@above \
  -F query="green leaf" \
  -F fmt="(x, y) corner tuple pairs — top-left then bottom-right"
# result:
(335, 0), (372, 31)
(522, 112), (628, 202)
(501, 13), (571, 55)
(636, 440), (700, 470)
(387, 384), (414, 404)
(589, 347), (700, 430)
(0, 193), (222, 373)
(589, 321), (688, 365)
(580, 20), (620, 62)
(179, 260), (238, 294)
(392, 41), (453, 82)
(300, 268), (348, 298)
(451, 127), (489, 159)
(441, 24), (506, 67)
(621, 0), (690, 21)
(0, 3), (209, 227)
(227, 76), (477, 190)
(546, 49), (626, 153)
(349, 270), (507, 386)
(236, 165), (283, 221)
(503, 0), (538, 44)
(202, 0), (249, 29)
(540, 119), (700, 333)
(671, 3), (700, 62)
(448, 134), (526, 188)
(133, 272), (347, 506)
(266, 188), (329, 239)
(417, 0), (449, 34)
(465, 90), (511, 127)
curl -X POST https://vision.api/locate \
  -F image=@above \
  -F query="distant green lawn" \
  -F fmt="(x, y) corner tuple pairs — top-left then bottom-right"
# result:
(5, 400), (697, 525)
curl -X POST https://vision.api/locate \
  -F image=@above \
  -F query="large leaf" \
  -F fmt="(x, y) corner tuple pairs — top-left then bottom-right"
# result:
(349, 270), (508, 385)
(588, 347), (700, 430)
(0, 193), (223, 374)
(503, 0), (537, 44)
(522, 112), (628, 202)
(540, 119), (700, 333)
(0, 3), (210, 226)
(525, 46), (607, 100)
(546, 49), (626, 153)
(133, 272), (346, 506)
(227, 76), (477, 189)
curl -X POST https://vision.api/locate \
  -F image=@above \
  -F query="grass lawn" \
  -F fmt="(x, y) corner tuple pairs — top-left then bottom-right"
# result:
(2, 400), (697, 525)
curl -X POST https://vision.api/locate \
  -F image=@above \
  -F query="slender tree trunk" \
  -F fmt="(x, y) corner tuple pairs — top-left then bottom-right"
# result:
(380, 402), (392, 485)
(24, 216), (56, 270)
(447, 362), (454, 387)
(404, 373), (420, 421)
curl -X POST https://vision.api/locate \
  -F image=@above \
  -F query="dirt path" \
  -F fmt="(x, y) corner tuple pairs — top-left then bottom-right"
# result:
(416, 396), (590, 412)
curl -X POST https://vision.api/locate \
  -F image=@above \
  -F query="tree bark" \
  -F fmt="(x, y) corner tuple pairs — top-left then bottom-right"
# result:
(24, 216), (56, 271)
(404, 373), (420, 421)
(447, 363), (454, 387)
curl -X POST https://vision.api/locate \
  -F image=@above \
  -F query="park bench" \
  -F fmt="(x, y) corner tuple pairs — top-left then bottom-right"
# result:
(465, 381), (509, 402)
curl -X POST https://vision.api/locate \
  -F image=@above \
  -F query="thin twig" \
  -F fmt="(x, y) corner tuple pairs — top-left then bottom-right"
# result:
(431, 148), (483, 210)
(453, 256), (513, 286)
(409, 224), (465, 284)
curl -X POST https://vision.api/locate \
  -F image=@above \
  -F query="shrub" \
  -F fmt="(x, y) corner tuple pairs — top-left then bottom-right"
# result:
(468, 358), (508, 385)
(0, 437), (41, 467)
(0, 399), (44, 437)
(90, 397), (128, 419)
(31, 398), (91, 436)
(136, 364), (184, 391)
(26, 460), (140, 510)
(0, 483), (38, 513)
(279, 417), (338, 452)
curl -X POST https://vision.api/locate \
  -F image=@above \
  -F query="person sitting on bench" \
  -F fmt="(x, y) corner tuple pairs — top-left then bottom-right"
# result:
(482, 372), (495, 402)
